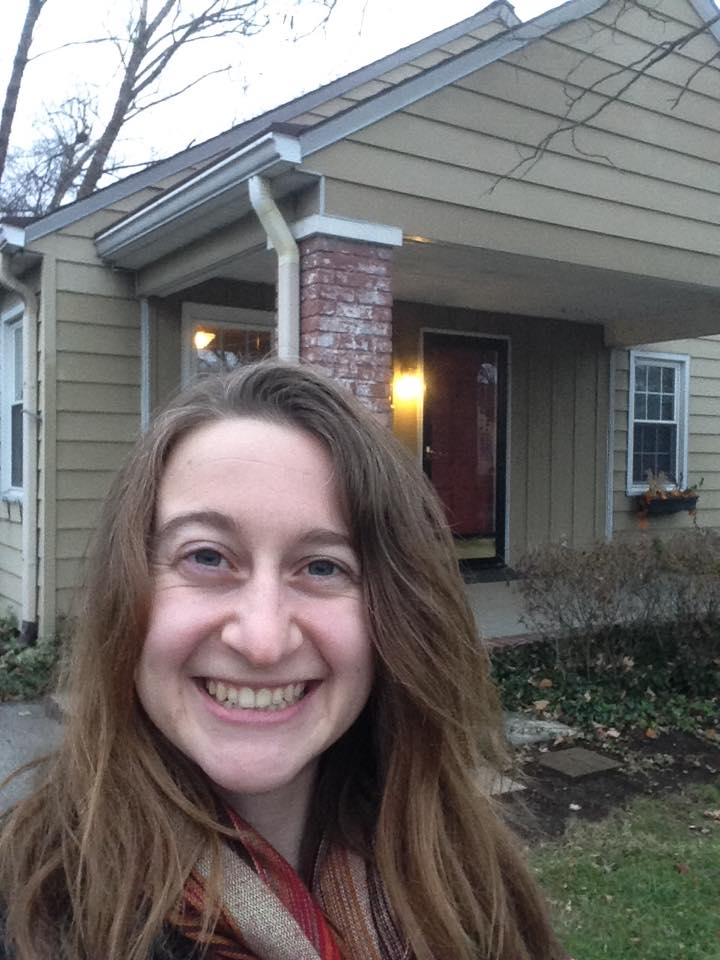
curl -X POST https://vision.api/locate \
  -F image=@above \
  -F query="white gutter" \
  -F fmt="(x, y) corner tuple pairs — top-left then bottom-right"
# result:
(248, 175), (299, 362)
(0, 250), (39, 642)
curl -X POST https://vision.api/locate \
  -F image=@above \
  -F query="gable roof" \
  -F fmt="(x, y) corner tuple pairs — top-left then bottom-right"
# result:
(18, 0), (519, 245)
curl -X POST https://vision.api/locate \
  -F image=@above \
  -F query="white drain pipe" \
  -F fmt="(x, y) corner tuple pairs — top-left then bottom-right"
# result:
(248, 176), (299, 361)
(0, 252), (39, 642)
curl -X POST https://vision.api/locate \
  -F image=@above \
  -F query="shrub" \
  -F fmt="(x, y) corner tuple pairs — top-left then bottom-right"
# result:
(0, 611), (60, 701)
(515, 529), (720, 677)
(493, 530), (720, 734)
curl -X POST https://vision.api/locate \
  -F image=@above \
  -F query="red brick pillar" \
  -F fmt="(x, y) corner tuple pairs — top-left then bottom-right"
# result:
(299, 235), (393, 422)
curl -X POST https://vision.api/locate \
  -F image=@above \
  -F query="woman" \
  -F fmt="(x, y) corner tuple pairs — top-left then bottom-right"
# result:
(0, 361), (560, 960)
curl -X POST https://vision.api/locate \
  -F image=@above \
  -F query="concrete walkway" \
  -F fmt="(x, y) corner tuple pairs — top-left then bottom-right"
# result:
(465, 578), (533, 642)
(0, 700), (62, 813)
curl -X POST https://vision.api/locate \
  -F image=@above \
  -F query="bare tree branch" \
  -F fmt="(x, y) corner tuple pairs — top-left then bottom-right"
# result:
(0, 0), (48, 181)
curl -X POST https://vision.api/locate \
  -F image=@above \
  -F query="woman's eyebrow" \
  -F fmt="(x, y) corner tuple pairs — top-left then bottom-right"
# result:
(153, 510), (239, 543)
(295, 529), (354, 550)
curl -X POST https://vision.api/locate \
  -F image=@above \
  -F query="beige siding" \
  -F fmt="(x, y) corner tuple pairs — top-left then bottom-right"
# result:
(613, 337), (720, 536)
(45, 192), (146, 626)
(309, 0), (720, 291)
(393, 303), (608, 560)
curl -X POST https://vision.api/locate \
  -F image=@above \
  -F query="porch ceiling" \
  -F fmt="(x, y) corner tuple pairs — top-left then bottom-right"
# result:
(214, 238), (720, 348)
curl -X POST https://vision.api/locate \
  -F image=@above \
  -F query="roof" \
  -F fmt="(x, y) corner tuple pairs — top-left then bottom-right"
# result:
(17, 0), (519, 244)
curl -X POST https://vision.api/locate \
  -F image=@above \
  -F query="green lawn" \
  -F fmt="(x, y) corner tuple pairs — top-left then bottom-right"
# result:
(531, 784), (720, 960)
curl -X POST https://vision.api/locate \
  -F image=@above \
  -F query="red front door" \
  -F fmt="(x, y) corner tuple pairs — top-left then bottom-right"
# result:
(422, 332), (507, 562)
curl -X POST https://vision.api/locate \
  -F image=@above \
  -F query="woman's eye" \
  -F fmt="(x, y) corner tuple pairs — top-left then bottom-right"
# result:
(189, 547), (224, 567)
(306, 558), (340, 577)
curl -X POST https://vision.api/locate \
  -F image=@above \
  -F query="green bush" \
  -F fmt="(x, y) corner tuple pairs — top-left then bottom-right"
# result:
(0, 612), (60, 701)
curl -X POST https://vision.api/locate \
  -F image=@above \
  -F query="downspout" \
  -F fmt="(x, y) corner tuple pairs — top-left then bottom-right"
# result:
(248, 176), (299, 361)
(0, 253), (39, 643)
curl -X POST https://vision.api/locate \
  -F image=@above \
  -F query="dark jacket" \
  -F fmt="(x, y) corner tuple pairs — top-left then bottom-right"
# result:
(0, 913), (199, 960)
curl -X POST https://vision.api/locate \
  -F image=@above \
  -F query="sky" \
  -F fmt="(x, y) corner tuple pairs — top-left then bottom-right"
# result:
(0, 0), (561, 171)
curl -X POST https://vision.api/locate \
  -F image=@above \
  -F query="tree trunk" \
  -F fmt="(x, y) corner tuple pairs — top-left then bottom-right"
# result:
(0, 0), (47, 183)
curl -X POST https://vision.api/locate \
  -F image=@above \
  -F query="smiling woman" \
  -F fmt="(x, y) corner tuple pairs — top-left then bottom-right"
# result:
(0, 362), (562, 960)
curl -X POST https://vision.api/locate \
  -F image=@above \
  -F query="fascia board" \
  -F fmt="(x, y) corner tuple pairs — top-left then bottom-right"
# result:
(0, 225), (27, 252)
(95, 132), (301, 262)
(686, 0), (720, 43)
(300, 0), (610, 157)
(23, 3), (516, 246)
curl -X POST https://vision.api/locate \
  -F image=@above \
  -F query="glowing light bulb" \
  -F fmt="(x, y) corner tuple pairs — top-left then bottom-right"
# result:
(193, 328), (216, 350)
(393, 371), (424, 404)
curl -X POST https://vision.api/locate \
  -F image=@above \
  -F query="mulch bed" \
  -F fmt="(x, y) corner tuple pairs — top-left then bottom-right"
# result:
(504, 731), (720, 841)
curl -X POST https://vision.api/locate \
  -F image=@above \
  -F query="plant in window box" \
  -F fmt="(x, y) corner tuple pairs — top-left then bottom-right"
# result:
(636, 470), (702, 516)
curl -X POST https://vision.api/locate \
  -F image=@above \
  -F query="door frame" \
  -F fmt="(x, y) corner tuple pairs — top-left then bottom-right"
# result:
(420, 327), (511, 568)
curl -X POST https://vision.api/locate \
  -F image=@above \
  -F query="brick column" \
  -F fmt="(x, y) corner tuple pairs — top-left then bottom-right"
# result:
(299, 235), (393, 422)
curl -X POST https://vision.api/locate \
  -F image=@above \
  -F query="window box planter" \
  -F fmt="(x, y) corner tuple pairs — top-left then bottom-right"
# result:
(636, 493), (699, 516)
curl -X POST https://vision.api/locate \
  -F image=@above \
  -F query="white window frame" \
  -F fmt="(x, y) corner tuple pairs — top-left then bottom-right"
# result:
(180, 302), (276, 385)
(626, 350), (690, 495)
(1, 305), (24, 496)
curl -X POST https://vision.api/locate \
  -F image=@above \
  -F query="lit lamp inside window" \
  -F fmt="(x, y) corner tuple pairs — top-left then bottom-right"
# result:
(393, 370), (424, 405)
(193, 328), (216, 350)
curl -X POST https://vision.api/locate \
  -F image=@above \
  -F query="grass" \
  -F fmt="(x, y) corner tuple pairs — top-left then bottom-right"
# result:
(531, 784), (720, 960)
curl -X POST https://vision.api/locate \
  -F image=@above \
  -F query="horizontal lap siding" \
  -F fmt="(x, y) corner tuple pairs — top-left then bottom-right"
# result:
(613, 338), (720, 535)
(52, 207), (142, 617)
(393, 303), (607, 560)
(311, 0), (720, 286)
(0, 508), (22, 619)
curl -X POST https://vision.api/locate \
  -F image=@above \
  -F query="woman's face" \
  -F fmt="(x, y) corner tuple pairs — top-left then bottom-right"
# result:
(135, 417), (374, 806)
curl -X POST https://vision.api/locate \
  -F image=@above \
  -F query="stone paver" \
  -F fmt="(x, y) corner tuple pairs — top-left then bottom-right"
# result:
(504, 713), (578, 747)
(538, 746), (621, 779)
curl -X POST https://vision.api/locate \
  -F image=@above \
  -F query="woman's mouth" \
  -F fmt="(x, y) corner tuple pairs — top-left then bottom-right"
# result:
(202, 678), (308, 711)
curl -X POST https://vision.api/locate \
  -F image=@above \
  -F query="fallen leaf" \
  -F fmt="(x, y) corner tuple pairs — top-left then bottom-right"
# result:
(703, 809), (720, 821)
(645, 728), (658, 739)
(607, 728), (621, 738)
(569, 803), (581, 811)
(675, 863), (690, 875)
(537, 678), (553, 690)
(532, 699), (550, 712)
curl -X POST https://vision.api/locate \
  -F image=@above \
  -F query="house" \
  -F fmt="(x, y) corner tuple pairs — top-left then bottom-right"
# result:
(1, 0), (719, 641)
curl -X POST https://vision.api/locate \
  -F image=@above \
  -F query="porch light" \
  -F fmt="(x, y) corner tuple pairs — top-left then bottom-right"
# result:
(393, 370), (425, 404)
(193, 328), (216, 350)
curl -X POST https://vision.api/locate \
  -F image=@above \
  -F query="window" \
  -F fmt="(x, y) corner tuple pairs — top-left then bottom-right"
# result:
(1, 311), (23, 492)
(181, 303), (275, 385)
(627, 351), (689, 494)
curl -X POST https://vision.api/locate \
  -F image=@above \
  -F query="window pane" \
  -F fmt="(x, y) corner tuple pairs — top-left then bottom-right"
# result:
(662, 367), (674, 392)
(635, 365), (647, 390)
(647, 394), (661, 420)
(661, 396), (674, 421)
(13, 325), (22, 402)
(11, 402), (22, 487)
(633, 422), (677, 484)
(647, 366), (661, 392)
(634, 394), (646, 419)
(192, 323), (271, 375)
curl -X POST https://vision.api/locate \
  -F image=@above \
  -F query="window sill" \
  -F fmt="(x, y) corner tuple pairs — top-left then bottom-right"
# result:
(1, 490), (23, 504)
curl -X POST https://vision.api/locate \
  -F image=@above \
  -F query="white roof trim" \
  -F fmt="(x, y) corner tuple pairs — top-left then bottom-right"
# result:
(96, 131), (301, 262)
(0, 225), (27, 253)
(300, 0), (610, 157)
(285, 214), (403, 248)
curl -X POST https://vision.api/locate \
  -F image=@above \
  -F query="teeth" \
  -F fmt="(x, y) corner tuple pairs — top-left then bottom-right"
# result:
(204, 679), (307, 711)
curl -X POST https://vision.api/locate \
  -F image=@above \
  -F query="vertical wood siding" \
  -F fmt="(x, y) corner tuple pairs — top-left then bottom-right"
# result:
(393, 303), (608, 561)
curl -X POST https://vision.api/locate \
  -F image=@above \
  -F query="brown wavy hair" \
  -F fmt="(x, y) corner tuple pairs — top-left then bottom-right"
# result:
(0, 361), (560, 960)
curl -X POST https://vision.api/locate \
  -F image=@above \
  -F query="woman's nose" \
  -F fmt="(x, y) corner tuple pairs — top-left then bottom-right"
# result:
(219, 574), (303, 666)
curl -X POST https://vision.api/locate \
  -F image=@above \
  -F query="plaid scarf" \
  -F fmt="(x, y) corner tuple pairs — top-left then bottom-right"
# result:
(170, 807), (409, 960)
